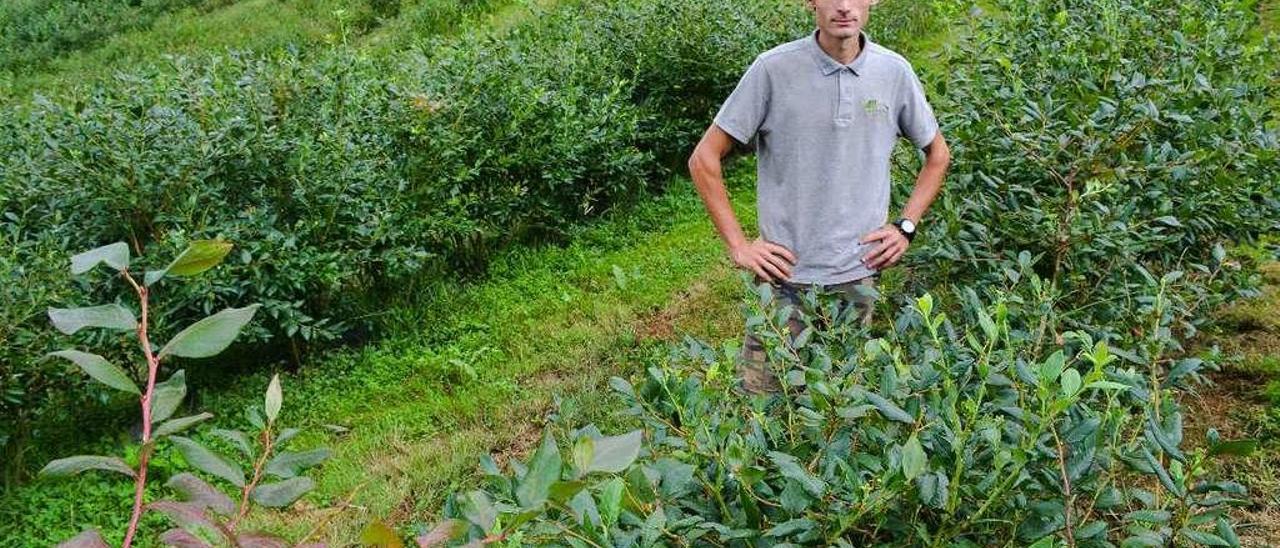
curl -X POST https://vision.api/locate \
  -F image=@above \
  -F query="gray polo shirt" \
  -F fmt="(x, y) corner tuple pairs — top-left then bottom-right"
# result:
(714, 29), (939, 285)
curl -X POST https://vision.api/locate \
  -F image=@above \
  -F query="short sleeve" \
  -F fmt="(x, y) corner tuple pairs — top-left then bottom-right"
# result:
(713, 56), (771, 146)
(896, 63), (939, 149)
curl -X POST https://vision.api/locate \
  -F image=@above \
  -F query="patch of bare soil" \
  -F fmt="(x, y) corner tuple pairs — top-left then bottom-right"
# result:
(1181, 372), (1280, 547)
(636, 280), (712, 342)
(1180, 261), (1280, 546)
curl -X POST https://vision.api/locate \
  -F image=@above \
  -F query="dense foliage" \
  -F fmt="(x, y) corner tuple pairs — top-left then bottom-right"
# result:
(432, 276), (1254, 546)
(5, 0), (918, 481)
(424, 0), (1279, 545)
(915, 0), (1279, 330)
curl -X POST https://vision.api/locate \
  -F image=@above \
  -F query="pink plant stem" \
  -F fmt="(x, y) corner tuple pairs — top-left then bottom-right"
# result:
(230, 424), (274, 530)
(122, 272), (159, 548)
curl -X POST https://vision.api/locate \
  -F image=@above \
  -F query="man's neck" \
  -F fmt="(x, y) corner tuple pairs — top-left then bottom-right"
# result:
(815, 28), (863, 66)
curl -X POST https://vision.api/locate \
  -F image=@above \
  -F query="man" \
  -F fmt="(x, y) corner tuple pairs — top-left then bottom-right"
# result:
(687, 0), (951, 394)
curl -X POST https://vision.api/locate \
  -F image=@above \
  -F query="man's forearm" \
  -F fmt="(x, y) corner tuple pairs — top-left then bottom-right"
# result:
(689, 153), (749, 253)
(901, 134), (951, 223)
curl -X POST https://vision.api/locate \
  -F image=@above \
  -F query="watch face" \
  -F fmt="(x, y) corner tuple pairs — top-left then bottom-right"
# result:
(901, 219), (916, 233)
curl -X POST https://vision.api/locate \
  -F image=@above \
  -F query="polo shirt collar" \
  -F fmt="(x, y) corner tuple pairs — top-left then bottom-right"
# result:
(807, 28), (871, 76)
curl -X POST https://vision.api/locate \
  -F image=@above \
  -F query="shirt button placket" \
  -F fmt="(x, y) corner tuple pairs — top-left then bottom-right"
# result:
(836, 68), (856, 126)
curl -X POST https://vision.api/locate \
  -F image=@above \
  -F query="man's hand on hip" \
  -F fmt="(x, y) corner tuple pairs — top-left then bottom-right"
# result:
(730, 238), (797, 283)
(860, 225), (909, 271)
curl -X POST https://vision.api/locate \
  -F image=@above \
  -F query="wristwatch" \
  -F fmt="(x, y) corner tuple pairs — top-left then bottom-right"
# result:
(893, 218), (917, 242)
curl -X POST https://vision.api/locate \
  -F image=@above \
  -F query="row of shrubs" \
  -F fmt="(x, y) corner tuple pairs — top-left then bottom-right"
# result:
(0, 0), (232, 74)
(0, 0), (944, 483)
(425, 0), (1279, 545)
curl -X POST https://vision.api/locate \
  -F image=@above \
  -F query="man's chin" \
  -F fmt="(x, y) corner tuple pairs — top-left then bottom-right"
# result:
(822, 25), (862, 40)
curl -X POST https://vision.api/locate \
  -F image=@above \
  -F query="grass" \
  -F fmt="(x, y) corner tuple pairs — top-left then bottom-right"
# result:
(2, 0), (336, 101)
(0, 0), (514, 103)
(232, 165), (762, 543)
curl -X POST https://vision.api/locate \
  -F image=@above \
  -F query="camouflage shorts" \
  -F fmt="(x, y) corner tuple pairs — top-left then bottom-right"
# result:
(738, 274), (878, 395)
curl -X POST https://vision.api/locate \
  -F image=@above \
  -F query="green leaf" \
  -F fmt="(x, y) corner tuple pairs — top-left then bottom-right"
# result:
(56, 529), (111, 548)
(154, 412), (214, 437)
(977, 306), (998, 341)
(642, 508), (666, 544)
(250, 477), (314, 508)
(779, 478), (814, 513)
(1090, 340), (1114, 367)
(765, 518), (817, 538)
(1212, 243), (1227, 263)
(916, 471), (949, 509)
(460, 490), (497, 531)
(274, 427), (301, 447)
(39, 455), (134, 478)
(1180, 528), (1231, 546)
(47, 305), (137, 335)
(150, 370), (187, 424)
(1209, 440), (1257, 457)
(768, 451), (825, 497)
(902, 434), (928, 481)
(862, 390), (914, 424)
(549, 480), (586, 503)
(1026, 537), (1056, 548)
(1216, 517), (1241, 547)
(264, 374), (282, 424)
(598, 477), (625, 527)
(145, 240), (234, 286)
(1127, 509), (1172, 523)
(1040, 350), (1066, 383)
(1147, 411), (1186, 463)
(568, 489), (601, 528)
(1075, 520), (1108, 539)
(572, 435), (594, 476)
(171, 436), (245, 487)
(1060, 368), (1082, 397)
(1144, 446), (1184, 496)
(915, 293), (934, 317)
(212, 429), (254, 459)
(1087, 380), (1130, 391)
(265, 448), (331, 479)
(611, 264), (627, 290)
(588, 430), (642, 474)
(158, 305), (261, 360)
(515, 430), (562, 508)
(46, 350), (139, 394)
(70, 243), (129, 275)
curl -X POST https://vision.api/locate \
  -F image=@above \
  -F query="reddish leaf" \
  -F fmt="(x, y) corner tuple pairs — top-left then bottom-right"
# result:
(159, 528), (213, 548)
(56, 529), (110, 548)
(416, 519), (467, 547)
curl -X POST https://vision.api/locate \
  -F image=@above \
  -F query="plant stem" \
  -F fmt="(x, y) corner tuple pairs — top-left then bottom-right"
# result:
(231, 423), (276, 529)
(122, 270), (157, 548)
(1051, 427), (1076, 548)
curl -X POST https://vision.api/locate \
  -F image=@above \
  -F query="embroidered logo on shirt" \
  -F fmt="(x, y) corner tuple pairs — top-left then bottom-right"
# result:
(863, 98), (890, 117)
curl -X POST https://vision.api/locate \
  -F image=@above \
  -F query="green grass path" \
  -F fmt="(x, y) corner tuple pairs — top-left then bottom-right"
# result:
(229, 167), (759, 543)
